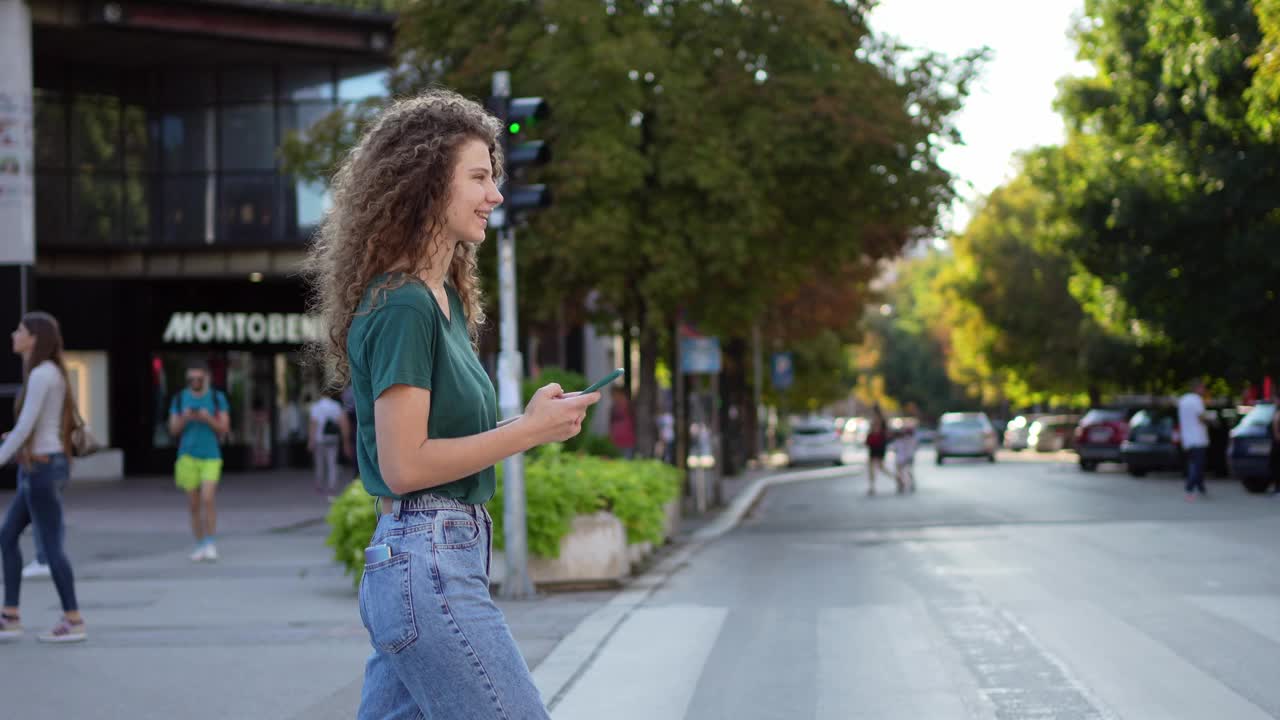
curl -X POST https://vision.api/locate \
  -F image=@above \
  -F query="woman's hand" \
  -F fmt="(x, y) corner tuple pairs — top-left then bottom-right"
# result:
(520, 383), (601, 445)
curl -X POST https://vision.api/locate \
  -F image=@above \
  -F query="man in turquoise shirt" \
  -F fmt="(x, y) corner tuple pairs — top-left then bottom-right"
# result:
(168, 362), (230, 562)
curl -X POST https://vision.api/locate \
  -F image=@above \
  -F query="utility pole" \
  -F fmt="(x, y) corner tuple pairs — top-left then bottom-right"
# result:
(488, 71), (551, 600)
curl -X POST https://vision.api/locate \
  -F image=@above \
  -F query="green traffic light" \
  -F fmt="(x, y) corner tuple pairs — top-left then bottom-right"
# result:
(509, 122), (521, 134)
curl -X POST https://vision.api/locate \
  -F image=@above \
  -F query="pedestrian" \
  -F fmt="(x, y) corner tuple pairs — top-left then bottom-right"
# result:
(891, 425), (917, 494)
(0, 311), (87, 643)
(609, 386), (637, 459)
(168, 361), (230, 562)
(308, 389), (353, 496)
(866, 405), (888, 495)
(305, 89), (601, 720)
(1177, 379), (1212, 501)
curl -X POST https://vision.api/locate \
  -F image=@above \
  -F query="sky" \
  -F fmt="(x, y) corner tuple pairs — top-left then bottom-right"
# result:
(866, 0), (1093, 236)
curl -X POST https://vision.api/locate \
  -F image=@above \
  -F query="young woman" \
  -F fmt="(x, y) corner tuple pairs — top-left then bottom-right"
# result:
(307, 89), (599, 719)
(0, 311), (86, 643)
(865, 405), (888, 495)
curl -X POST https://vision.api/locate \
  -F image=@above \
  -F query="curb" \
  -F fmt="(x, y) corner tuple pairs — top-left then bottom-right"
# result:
(531, 462), (859, 709)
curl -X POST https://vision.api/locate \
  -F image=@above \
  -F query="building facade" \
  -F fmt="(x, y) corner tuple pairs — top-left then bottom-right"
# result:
(1, 0), (395, 479)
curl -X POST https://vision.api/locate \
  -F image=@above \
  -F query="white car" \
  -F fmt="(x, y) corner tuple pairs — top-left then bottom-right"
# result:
(936, 412), (998, 464)
(787, 417), (847, 467)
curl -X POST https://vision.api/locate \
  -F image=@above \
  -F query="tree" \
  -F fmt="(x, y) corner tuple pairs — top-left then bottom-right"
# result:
(284, 0), (983, 454)
(1044, 0), (1280, 385)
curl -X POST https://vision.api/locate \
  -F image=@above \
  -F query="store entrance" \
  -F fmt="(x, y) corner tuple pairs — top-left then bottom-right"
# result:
(151, 350), (326, 471)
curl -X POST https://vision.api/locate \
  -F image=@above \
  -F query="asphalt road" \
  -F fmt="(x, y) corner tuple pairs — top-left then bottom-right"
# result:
(550, 449), (1280, 720)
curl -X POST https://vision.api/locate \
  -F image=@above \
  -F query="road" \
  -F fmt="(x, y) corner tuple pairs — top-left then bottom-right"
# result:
(550, 449), (1280, 720)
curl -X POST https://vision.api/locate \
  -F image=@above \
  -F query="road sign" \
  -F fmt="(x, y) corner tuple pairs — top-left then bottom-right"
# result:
(771, 352), (794, 391)
(680, 337), (722, 375)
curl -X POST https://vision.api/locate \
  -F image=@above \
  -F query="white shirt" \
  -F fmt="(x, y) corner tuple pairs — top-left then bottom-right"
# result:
(0, 362), (69, 466)
(309, 397), (344, 445)
(1177, 392), (1209, 449)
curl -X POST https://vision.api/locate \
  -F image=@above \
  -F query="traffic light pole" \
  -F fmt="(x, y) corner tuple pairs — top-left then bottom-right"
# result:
(497, 224), (534, 600)
(492, 70), (535, 601)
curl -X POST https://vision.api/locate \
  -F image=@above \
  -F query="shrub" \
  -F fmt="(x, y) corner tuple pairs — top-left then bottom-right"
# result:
(325, 448), (683, 583)
(326, 480), (377, 588)
(490, 445), (682, 558)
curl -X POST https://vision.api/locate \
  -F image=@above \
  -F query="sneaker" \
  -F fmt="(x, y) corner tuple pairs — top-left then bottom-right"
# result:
(189, 544), (209, 562)
(22, 561), (51, 579)
(37, 616), (86, 644)
(0, 613), (23, 641)
(203, 542), (218, 563)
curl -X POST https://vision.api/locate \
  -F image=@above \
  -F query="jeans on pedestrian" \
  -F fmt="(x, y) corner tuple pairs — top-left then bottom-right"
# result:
(312, 440), (339, 494)
(0, 454), (78, 611)
(357, 496), (550, 720)
(1185, 446), (1208, 494)
(20, 471), (68, 565)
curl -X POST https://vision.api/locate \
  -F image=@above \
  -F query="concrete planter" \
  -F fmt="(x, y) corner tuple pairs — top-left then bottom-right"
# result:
(71, 449), (124, 483)
(662, 498), (681, 539)
(492, 510), (630, 587)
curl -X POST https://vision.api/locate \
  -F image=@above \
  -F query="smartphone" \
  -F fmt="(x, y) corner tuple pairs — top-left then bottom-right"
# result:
(364, 544), (392, 564)
(581, 368), (625, 395)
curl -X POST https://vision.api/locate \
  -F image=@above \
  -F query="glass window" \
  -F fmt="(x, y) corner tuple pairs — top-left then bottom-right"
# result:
(122, 103), (153, 170)
(34, 95), (67, 170)
(35, 174), (69, 247)
(161, 69), (215, 106)
(71, 95), (121, 170)
(219, 105), (276, 170)
(338, 65), (389, 100)
(160, 109), (216, 172)
(220, 67), (275, 103)
(123, 171), (152, 246)
(162, 174), (215, 246)
(293, 177), (329, 238)
(72, 172), (123, 246)
(282, 66), (334, 101)
(220, 174), (278, 244)
(282, 101), (335, 137)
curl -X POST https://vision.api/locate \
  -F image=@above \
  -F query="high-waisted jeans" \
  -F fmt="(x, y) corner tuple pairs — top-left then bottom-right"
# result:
(357, 494), (550, 720)
(0, 453), (78, 612)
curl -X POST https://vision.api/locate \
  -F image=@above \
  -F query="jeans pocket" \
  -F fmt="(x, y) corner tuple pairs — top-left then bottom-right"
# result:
(360, 552), (418, 653)
(434, 510), (482, 550)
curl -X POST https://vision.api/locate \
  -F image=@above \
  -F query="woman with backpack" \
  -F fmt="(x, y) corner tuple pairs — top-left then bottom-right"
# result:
(0, 311), (87, 643)
(308, 390), (352, 496)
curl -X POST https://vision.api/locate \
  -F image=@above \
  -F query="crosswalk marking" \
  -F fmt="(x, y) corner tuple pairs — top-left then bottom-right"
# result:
(551, 605), (727, 720)
(818, 606), (996, 720)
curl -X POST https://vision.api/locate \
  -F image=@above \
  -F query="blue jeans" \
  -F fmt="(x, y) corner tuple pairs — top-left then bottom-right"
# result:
(20, 470), (68, 565)
(1185, 446), (1208, 494)
(0, 454), (78, 611)
(357, 496), (550, 720)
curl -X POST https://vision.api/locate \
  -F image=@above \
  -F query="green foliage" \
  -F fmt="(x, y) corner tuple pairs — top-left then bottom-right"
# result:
(491, 445), (681, 558)
(325, 480), (377, 588)
(574, 433), (622, 459)
(1046, 0), (1280, 384)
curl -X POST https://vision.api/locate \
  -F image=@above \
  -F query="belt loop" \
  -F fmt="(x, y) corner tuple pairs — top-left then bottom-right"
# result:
(392, 499), (403, 520)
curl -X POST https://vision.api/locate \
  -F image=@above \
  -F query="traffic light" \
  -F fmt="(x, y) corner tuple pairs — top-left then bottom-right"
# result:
(487, 92), (552, 226)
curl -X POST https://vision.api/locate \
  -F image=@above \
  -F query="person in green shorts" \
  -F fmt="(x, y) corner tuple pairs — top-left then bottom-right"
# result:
(168, 363), (230, 562)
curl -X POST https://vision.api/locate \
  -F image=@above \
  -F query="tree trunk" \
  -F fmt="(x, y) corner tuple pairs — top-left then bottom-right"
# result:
(635, 319), (660, 459)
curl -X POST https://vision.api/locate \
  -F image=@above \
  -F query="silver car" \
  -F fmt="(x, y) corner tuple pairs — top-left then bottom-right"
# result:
(937, 412), (998, 465)
(787, 417), (847, 467)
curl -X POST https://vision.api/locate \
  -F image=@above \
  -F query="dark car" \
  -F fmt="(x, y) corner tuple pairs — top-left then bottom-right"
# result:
(1074, 408), (1136, 471)
(1121, 405), (1237, 478)
(1228, 403), (1276, 493)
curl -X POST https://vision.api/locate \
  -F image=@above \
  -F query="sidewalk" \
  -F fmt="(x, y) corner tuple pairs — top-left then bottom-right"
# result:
(0, 460), (799, 719)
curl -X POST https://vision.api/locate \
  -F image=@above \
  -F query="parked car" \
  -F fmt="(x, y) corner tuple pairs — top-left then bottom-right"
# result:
(1003, 414), (1048, 451)
(1027, 414), (1082, 452)
(936, 412), (998, 464)
(915, 426), (938, 445)
(787, 416), (847, 467)
(1121, 405), (1237, 477)
(1074, 408), (1137, 471)
(1228, 403), (1276, 493)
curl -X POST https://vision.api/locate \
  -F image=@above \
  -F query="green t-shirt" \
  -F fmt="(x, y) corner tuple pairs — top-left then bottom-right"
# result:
(348, 273), (498, 503)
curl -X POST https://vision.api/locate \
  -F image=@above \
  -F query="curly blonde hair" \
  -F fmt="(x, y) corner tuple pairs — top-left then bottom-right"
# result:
(305, 89), (504, 387)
